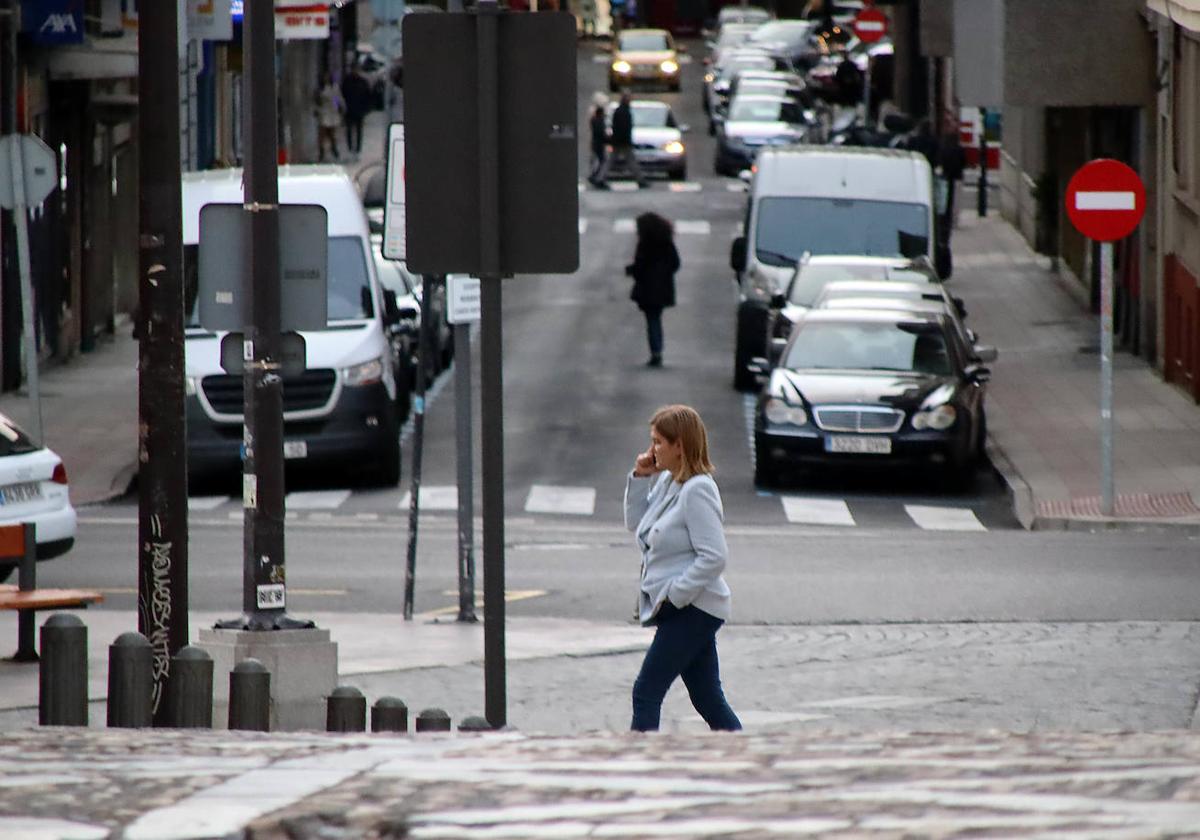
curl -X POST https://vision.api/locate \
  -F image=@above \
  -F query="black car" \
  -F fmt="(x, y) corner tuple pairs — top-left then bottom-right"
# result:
(751, 308), (989, 488)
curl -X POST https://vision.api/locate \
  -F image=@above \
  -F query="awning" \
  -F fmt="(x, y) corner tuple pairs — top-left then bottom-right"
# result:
(47, 34), (137, 81)
(1149, 0), (1200, 32)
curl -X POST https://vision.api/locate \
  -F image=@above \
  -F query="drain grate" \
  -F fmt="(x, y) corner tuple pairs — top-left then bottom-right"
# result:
(1037, 492), (1200, 519)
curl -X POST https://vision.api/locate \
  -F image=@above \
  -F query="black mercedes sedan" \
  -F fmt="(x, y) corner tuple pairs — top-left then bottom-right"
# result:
(750, 308), (990, 488)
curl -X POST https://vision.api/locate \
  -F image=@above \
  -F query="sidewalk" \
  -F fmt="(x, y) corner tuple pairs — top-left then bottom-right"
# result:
(952, 211), (1200, 531)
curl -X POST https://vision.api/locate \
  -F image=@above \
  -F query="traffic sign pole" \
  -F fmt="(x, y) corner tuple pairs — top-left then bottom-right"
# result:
(1100, 241), (1114, 516)
(7, 137), (43, 443)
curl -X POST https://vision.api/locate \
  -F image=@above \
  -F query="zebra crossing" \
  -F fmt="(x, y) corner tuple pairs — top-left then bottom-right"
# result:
(176, 485), (1003, 531)
(579, 179), (746, 193)
(580, 216), (726, 235)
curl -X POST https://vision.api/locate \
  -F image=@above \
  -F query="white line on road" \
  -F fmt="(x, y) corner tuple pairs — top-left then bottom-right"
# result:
(286, 490), (352, 510)
(578, 218), (588, 235)
(614, 218), (636, 233)
(609, 181), (640, 192)
(525, 485), (597, 516)
(668, 182), (702, 193)
(904, 505), (987, 532)
(1074, 191), (1136, 211)
(726, 182), (748, 192)
(674, 220), (711, 235)
(780, 497), (856, 527)
(399, 485), (459, 512)
(187, 496), (226, 511)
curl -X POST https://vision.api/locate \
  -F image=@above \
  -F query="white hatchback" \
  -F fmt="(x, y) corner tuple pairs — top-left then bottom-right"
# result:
(0, 411), (76, 582)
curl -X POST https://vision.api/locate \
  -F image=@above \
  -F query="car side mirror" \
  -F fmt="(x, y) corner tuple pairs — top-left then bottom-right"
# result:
(965, 364), (991, 383)
(769, 292), (786, 309)
(973, 345), (998, 364)
(730, 236), (748, 273)
(382, 289), (401, 325)
(953, 296), (967, 318)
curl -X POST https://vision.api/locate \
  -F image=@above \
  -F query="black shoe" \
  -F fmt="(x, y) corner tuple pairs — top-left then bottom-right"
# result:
(593, 181), (611, 190)
(646, 355), (663, 368)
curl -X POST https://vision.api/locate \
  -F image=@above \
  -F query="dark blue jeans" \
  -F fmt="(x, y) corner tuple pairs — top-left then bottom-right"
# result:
(643, 307), (663, 357)
(631, 602), (742, 732)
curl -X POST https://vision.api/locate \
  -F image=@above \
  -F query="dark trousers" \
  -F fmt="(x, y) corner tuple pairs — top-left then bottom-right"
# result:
(631, 602), (742, 732)
(345, 116), (365, 154)
(643, 307), (663, 358)
(589, 144), (606, 182)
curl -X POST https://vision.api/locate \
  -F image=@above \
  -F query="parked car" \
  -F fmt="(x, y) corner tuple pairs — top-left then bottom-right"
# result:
(370, 234), (423, 424)
(704, 49), (779, 126)
(715, 5), (771, 28)
(609, 28), (682, 92)
(744, 19), (816, 69)
(751, 307), (990, 488)
(714, 94), (810, 175)
(0, 411), (76, 582)
(606, 99), (689, 181)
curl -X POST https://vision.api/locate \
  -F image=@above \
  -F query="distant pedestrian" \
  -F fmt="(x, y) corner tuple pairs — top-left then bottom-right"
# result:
(314, 72), (344, 162)
(624, 404), (742, 733)
(625, 212), (678, 368)
(939, 130), (967, 227)
(594, 92), (646, 188)
(341, 65), (373, 157)
(609, 0), (626, 32)
(580, 0), (598, 36)
(588, 93), (609, 185)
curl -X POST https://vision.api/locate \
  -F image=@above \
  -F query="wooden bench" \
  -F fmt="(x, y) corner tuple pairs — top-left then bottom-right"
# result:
(0, 525), (103, 662)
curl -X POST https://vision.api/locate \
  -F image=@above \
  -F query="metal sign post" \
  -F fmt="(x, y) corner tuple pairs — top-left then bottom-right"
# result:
(448, 276), (480, 624)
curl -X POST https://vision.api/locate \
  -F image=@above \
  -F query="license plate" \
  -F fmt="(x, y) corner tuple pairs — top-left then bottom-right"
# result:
(0, 482), (42, 505)
(825, 435), (892, 455)
(283, 441), (308, 460)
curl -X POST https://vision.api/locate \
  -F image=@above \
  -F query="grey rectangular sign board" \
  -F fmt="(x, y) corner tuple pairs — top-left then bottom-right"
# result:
(198, 203), (329, 332)
(403, 12), (578, 276)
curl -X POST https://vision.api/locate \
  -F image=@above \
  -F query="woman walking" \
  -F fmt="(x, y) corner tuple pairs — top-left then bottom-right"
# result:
(624, 405), (742, 733)
(625, 212), (679, 368)
(588, 93), (609, 186)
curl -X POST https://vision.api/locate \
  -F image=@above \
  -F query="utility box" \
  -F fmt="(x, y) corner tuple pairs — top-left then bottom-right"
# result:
(402, 12), (579, 276)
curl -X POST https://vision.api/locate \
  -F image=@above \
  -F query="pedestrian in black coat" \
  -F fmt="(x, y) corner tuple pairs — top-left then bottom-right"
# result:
(625, 212), (679, 367)
(594, 93), (647, 188)
(341, 67), (373, 156)
(589, 102), (609, 185)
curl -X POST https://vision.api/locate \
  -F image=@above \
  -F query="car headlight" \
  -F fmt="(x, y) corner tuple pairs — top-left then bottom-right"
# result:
(664, 140), (685, 155)
(612, 60), (632, 74)
(343, 357), (384, 387)
(704, 72), (715, 83)
(911, 404), (956, 430)
(660, 59), (679, 74)
(764, 398), (808, 427)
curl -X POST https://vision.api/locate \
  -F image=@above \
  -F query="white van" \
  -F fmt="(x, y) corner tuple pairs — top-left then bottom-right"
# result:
(181, 166), (403, 486)
(729, 145), (949, 389)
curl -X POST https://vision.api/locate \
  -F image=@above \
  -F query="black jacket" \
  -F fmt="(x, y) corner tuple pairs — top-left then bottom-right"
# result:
(626, 239), (679, 311)
(341, 73), (373, 119)
(590, 108), (608, 152)
(610, 103), (634, 147)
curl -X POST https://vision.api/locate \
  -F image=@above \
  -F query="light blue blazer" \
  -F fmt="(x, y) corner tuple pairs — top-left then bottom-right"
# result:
(624, 470), (733, 626)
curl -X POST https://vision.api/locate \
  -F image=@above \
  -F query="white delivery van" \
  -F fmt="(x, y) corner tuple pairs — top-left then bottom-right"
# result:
(729, 145), (949, 390)
(182, 166), (403, 486)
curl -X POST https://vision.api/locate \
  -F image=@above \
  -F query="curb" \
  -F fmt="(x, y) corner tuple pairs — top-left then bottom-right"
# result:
(983, 435), (1034, 530)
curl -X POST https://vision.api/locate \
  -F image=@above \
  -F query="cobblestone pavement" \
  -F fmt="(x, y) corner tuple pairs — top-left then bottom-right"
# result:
(3, 727), (1200, 838)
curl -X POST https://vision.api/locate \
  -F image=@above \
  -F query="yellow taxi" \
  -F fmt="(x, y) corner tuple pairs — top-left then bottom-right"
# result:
(609, 28), (681, 92)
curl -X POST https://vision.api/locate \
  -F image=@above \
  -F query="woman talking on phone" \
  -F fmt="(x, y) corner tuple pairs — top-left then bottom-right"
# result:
(623, 404), (742, 732)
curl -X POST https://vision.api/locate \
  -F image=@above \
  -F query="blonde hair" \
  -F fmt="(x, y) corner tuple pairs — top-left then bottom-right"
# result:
(650, 404), (714, 483)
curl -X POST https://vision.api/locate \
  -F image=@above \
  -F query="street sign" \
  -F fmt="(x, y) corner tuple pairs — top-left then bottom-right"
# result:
(0, 134), (58, 209)
(383, 122), (406, 262)
(447, 275), (481, 324)
(219, 331), (307, 378)
(1065, 159), (1146, 242)
(853, 6), (888, 44)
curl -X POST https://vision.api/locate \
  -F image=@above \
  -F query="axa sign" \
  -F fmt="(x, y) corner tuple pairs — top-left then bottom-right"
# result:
(21, 0), (84, 44)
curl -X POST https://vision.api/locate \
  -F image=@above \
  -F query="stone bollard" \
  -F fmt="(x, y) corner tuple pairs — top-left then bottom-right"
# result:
(107, 632), (153, 728)
(166, 646), (214, 728)
(39, 614), (88, 726)
(371, 696), (408, 733)
(326, 686), (366, 732)
(228, 658), (270, 731)
(415, 707), (452, 732)
(458, 715), (492, 733)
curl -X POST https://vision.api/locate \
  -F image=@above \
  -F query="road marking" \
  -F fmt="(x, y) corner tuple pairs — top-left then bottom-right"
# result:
(286, 490), (351, 510)
(289, 588), (349, 596)
(592, 54), (610, 63)
(798, 694), (953, 710)
(188, 496), (226, 511)
(614, 218), (636, 233)
(1074, 190), (1136, 211)
(667, 182), (702, 192)
(674, 220), (711, 235)
(96, 587), (137, 595)
(780, 497), (856, 527)
(904, 505), (987, 532)
(726, 182), (748, 192)
(399, 485), (459, 512)
(525, 485), (597, 516)
(609, 181), (640, 192)
(578, 218), (588, 235)
(678, 54), (693, 65)
(417, 588), (548, 619)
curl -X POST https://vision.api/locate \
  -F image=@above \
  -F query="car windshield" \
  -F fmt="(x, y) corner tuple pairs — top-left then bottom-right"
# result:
(620, 32), (669, 51)
(184, 235), (374, 328)
(717, 25), (757, 48)
(755, 197), (929, 265)
(718, 56), (774, 79)
(0, 412), (38, 455)
(728, 98), (804, 123)
(748, 21), (811, 45)
(631, 104), (672, 127)
(784, 321), (952, 375)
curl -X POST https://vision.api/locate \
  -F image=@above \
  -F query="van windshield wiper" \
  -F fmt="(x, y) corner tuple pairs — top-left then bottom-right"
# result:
(755, 248), (795, 267)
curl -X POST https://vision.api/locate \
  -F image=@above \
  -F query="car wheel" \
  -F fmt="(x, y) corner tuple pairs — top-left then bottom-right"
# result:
(975, 412), (988, 462)
(754, 447), (780, 488)
(394, 364), (413, 425)
(734, 303), (768, 391)
(372, 411), (402, 488)
(670, 165), (687, 181)
(669, 82), (680, 93)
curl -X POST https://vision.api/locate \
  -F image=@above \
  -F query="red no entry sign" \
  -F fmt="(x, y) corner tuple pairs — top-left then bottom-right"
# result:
(1065, 158), (1146, 242)
(853, 7), (888, 44)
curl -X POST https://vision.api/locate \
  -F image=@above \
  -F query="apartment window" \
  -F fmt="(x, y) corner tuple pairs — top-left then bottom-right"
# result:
(1174, 30), (1200, 202)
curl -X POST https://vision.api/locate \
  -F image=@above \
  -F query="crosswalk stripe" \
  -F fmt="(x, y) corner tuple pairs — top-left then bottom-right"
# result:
(188, 496), (226, 511)
(780, 497), (856, 527)
(904, 505), (987, 532)
(668, 182), (702, 193)
(398, 485), (459, 512)
(614, 218), (636, 233)
(674, 220), (711, 235)
(726, 182), (748, 192)
(592, 54), (609, 63)
(609, 181), (640, 192)
(286, 490), (352, 510)
(524, 485), (597, 516)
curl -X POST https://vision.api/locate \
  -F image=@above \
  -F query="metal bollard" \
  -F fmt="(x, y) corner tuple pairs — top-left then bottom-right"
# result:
(166, 646), (213, 728)
(415, 707), (452, 732)
(326, 686), (366, 732)
(228, 658), (270, 732)
(458, 715), (491, 733)
(14, 523), (37, 662)
(39, 613), (88, 726)
(371, 696), (408, 733)
(107, 632), (153, 728)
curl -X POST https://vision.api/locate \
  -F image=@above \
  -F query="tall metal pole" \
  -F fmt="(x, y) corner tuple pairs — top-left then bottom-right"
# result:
(977, 107), (988, 217)
(219, 0), (310, 631)
(455, 320), (476, 623)
(9, 134), (41, 442)
(1, 2), (21, 392)
(1099, 240), (1114, 516)
(136, 0), (189, 725)
(477, 0), (506, 729)
(402, 276), (434, 621)
(862, 58), (871, 128)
